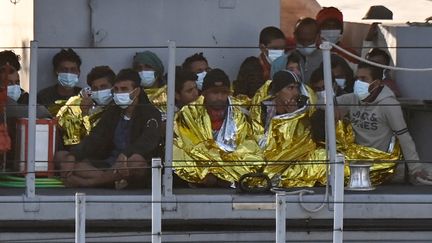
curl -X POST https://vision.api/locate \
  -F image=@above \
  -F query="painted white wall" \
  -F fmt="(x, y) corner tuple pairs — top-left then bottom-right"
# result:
(0, 0), (33, 91)
(390, 25), (432, 99)
(35, 0), (280, 90)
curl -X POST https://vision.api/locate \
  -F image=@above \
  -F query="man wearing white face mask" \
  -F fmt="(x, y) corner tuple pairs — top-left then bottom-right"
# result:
(133, 51), (165, 89)
(256, 26), (286, 81)
(182, 52), (210, 91)
(56, 66), (116, 148)
(0, 50), (29, 104)
(336, 62), (429, 185)
(132, 51), (167, 118)
(37, 48), (82, 115)
(271, 18), (322, 83)
(60, 69), (161, 188)
(316, 7), (359, 66)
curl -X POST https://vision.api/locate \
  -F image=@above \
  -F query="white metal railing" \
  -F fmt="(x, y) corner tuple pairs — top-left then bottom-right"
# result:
(75, 192), (86, 243)
(25, 40), (38, 198)
(163, 41), (175, 198)
(17, 39), (432, 243)
(152, 158), (163, 243)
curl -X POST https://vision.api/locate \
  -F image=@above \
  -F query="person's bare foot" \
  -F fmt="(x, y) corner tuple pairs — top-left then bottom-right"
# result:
(201, 174), (231, 188)
(62, 174), (87, 187)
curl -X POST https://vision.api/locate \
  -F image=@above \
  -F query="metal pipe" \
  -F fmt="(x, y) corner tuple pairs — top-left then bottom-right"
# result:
(152, 158), (162, 243)
(320, 42), (337, 194)
(25, 40), (38, 198)
(333, 154), (345, 242)
(275, 193), (286, 243)
(320, 41), (343, 243)
(163, 41), (175, 197)
(75, 193), (86, 243)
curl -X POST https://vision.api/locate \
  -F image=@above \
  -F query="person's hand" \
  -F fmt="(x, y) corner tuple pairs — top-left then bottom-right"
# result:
(80, 88), (93, 116)
(410, 168), (432, 185)
(334, 107), (348, 121)
(365, 23), (379, 42)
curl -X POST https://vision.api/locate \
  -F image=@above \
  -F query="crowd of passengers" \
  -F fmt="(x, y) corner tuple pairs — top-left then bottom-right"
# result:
(1, 6), (431, 189)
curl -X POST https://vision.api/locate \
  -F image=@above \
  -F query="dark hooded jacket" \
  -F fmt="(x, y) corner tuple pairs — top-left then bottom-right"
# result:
(70, 90), (161, 161)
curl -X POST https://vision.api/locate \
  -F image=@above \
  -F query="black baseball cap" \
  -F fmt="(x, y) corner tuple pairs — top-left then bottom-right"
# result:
(202, 68), (230, 91)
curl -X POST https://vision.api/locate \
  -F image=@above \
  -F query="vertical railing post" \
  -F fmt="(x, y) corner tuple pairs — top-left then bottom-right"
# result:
(320, 41), (343, 243)
(333, 154), (345, 242)
(163, 41), (175, 197)
(275, 193), (286, 243)
(152, 158), (162, 243)
(26, 40), (38, 198)
(75, 193), (86, 243)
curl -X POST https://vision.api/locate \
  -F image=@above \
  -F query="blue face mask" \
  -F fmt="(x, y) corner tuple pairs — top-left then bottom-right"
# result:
(353, 79), (370, 100)
(58, 73), (79, 88)
(7, 84), (22, 101)
(139, 71), (156, 87)
(297, 44), (316, 56)
(335, 78), (346, 89)
(267, 49), (284, 63)
(91, 88), (112, 105)
(113, 89), (136, 109)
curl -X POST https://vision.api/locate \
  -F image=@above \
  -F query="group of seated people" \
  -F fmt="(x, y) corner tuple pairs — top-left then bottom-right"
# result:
(0, 6), (430, 189)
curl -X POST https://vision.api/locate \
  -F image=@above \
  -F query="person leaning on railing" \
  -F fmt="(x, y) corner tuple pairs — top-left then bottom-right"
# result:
(58, 69), (161, 189)
(335, 62), (428, 185)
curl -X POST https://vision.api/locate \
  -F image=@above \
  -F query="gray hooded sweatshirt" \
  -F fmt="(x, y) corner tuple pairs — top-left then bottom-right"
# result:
(337, 85), (420, 172)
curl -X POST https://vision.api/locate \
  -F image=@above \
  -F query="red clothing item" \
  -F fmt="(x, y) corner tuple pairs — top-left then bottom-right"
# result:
(258, 53), (271, 81)
(207, 108), (226, 131)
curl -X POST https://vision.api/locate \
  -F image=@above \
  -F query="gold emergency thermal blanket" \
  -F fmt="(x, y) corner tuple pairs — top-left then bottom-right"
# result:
(173, 81), (399, 187)
(56, 96), (105, 146)
(145, 86), (167, 114)
(173, 96), (264, 184)
(249, 81), (319, 187)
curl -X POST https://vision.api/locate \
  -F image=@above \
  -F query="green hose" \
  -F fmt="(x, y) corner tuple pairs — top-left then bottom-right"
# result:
(0, 181), (64, 188)
(0, 175), (64, 188)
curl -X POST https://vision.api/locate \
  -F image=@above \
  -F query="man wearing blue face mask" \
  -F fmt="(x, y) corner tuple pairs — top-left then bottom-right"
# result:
(60, 68), (161, 188)
(56, 66), (116, 148)
(271, 18), (322, 84)
(336, 62), (430, 185)
(0, 50), (29, 104)
(256, 26), (286, 81)
(132, 51), (165, 89)
(132, 51), (167, 119)
(37, 48), (82, 115)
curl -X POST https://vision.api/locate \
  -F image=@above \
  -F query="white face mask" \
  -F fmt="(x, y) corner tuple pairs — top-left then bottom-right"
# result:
(58, 72), (79, 88)
(297, 44), (316, 56)
(267, 49), (284, 63)
(353, 79), (370, 101)
(113, 89), (136, 109)
(316, 90), (326, 108)
(321, 30), (342, 44)
(139, 71), (156, 87)
(91, 88), (112, 106)
(7, 84), (22, 102)
(196, 71), (207, 90)
(335, 78), (346, 89)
